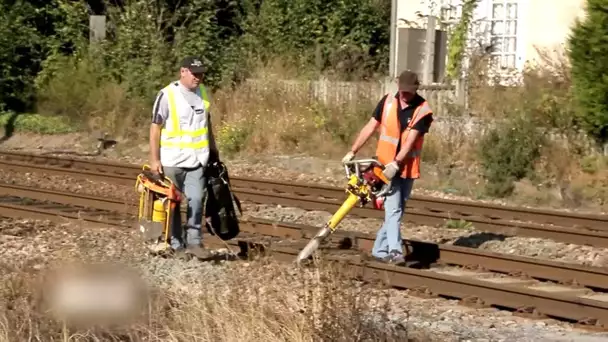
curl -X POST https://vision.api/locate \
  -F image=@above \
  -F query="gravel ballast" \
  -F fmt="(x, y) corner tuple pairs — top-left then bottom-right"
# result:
(0, 217), (607, 341)
(243, 203), (608, 268)
(2, 169), (608, 268)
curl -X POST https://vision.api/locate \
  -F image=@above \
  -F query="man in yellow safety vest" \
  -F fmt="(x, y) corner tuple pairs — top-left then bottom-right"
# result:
(149, 56), (219, 259)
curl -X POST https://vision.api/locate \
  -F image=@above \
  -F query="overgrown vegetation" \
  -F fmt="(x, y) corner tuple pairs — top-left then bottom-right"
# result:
(445, 0), (478, 80)
(0, 0), (606, 210)
(0, 258), (428, 341)
(478, 115), (545, 197)
(0, 0), (390, 114)
(567, 0), (608, 147)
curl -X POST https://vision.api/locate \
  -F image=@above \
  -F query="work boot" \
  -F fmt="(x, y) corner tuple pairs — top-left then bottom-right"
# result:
(388, 250), (406, 266)
(185, 245), (213, 260)
(373, 254), (392, 263)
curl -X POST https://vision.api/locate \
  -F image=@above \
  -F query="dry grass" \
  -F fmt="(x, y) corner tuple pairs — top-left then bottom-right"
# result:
(0, 256), (429, 342)
(211, 79), (377, 158)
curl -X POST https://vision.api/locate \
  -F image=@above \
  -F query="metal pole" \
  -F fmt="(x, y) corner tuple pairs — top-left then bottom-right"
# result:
(422, 15), (436, 84)
(388, 0), (397, 78)
(89, 15), (106, 44)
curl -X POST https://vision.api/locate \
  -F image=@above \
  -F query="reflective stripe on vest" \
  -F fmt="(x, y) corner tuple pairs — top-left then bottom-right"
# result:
(378, 97), (426, 150)
(378, 96), (399, 145)
(160, 84), (210, 149)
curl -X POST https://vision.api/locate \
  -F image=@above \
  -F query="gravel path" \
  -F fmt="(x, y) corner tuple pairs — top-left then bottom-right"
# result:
(2, 169), (607, 268)
(2, 171), (132, 199)
(0, 217), (607, 341)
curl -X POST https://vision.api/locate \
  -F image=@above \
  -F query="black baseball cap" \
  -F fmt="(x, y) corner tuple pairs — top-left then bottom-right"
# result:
(397, 70), (420, 92)
(180, 56), (205, 74)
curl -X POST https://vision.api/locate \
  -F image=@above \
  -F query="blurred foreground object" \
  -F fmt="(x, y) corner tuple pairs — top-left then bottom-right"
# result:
(41, 262), (149, 328)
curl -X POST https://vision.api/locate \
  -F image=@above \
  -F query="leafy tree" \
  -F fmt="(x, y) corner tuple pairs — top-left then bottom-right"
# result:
(0, 0), (87, 112)
(240, 0), (390, 80)
(567, 0), (608, 146)
(1, 0), (391, 113)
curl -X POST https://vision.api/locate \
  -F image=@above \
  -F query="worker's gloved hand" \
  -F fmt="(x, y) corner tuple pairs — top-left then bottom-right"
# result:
(382, 161), (400, 181)
(342, 151), (356, 163)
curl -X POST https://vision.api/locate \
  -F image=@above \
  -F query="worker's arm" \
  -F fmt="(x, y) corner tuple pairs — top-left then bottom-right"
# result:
(394, 128), (421, 164)
(149, 124), (162, 163)
(149, 90), (169, 173)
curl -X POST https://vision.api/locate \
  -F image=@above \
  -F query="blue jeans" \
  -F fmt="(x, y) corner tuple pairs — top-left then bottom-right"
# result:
(163, 165), (206, 249)
(371, 177), (415, 258)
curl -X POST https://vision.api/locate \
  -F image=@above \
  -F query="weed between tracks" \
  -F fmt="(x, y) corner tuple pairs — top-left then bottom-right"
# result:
(0, 256), (428, 342)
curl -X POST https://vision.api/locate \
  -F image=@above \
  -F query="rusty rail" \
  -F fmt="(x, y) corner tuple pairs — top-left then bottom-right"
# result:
(0, 182), (607, 291)
(0, 185), (608, 328)
(0, 151), (607, 243)
(1, 154), (608, 247)
(270, 246), (608, 328)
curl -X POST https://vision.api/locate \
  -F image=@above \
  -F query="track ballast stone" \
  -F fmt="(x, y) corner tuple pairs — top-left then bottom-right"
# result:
(1, 167), (607, 268)
(0, 217), (606, 340)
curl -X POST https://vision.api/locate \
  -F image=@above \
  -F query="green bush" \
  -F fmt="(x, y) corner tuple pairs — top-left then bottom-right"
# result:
(0, 0), (391, 115)
(567, 0), (608, 146)
(478, 116), (546, 197)
(0, 112), (76, 134)
(0, 0), (88, 113)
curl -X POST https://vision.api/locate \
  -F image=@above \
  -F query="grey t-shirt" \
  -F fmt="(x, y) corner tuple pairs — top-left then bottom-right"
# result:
(151, 81), (208, 125)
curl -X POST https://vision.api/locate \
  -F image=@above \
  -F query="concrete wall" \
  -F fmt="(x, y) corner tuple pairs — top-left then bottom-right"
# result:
(396, 0), (429, 28)
(523, 0), (587, 66)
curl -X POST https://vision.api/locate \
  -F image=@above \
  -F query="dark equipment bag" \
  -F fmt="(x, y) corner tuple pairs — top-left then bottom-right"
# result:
(203, 160), (242, 240)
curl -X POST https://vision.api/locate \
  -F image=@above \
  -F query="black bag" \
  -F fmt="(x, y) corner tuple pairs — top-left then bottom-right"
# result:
(203, 159), (242, 240)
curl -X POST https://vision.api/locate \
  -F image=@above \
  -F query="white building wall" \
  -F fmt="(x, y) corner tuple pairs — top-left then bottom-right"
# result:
(395, 0), (588, 74)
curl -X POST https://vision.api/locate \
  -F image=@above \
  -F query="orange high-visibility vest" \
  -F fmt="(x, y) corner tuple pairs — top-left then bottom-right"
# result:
(375, 94), (433, 179)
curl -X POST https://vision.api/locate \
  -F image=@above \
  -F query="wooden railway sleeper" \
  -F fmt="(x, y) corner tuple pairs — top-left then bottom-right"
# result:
(409, 285), (436, 299)
(460, 295), (488, 309)
(514, 306), (547, 319)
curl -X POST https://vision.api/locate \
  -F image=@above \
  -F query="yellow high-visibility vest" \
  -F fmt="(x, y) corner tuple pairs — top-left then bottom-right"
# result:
(159, 82), (211, 168)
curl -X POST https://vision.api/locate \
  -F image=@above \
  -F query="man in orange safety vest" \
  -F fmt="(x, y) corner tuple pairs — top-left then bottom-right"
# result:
(342, 70), (433, 265)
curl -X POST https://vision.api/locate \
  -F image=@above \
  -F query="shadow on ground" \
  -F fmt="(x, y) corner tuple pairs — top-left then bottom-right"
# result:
(450, 232), (508, 248)
(333, 231), (509, 269)
(39, 135), (118, 157)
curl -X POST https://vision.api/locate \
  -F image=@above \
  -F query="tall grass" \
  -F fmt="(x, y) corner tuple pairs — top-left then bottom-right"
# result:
(0, 257), (427, 342)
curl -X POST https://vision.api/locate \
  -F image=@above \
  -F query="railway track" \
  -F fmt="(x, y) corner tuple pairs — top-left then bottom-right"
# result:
(1, 151), (608, 248)
(0, 183), (607, 329)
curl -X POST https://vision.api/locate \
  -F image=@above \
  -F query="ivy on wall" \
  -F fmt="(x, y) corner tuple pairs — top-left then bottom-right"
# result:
(445, 0), (478, 81)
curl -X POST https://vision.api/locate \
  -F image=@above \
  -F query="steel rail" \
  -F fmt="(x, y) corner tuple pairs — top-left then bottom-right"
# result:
(2, 202), (607, 330)
(2, 155), (608, 249)
(269, 246), (608, 328)
(0, 187), (608, 327)
(0, 183), (607, 292)
(232, 188), (608, 248)
(0, 150), (607, 231)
